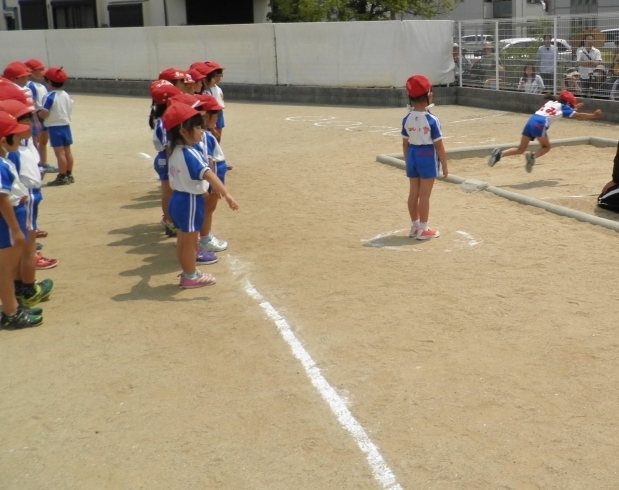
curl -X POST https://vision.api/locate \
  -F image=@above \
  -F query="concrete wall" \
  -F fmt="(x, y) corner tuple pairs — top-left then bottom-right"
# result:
(253, 0), (270, 23)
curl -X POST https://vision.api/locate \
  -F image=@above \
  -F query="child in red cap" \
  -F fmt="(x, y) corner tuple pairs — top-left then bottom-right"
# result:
(201, 62), (225, 143)
(38, 67), (74, 186)
(3, 62), (34, 108)
(402, 75), (448, 240)
(25, 59), (56, 175)
(488, 91), (602, 172)
(0, 111), (43, 330)
(163, 102), (238, 289)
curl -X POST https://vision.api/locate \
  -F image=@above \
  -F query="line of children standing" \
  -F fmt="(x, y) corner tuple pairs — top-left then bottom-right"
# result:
(148, 63), (238, 289)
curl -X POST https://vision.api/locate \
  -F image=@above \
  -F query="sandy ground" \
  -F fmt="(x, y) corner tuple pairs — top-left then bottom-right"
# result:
(1, 95), (619, 490)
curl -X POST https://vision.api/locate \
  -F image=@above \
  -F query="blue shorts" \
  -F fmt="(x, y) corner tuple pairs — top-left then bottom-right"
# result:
(27, 188), (42, 231)
(406, 145), (439, 179)
(168, 191), (204, 233)
(153, 151), (168, 181)
(216, 111), (225, 130)
(0, 203), (28, 249)
(31, 115), (47, 137)
(48, 125), (72, 148)
(522, 114), (548, 140)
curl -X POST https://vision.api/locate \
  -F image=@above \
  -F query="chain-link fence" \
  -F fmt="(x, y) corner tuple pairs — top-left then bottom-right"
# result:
(453, 13), (619, 100)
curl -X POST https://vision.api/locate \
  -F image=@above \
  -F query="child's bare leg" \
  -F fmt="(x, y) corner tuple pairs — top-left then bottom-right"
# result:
(501, 136), (531, 157)
(200, 193), (219, 238)
(418, 178), (436, 224)
(0, 245), (22, 317)
(176, 231), (199, 275)
(161, 180), (172, 223)
(53, 147), (68, 174)
(408, 178), (420, 222)
(38, 132), (49, 165)
(20, 230), (37, 285)
(534, 137), (551, 159)
(64, 146), (74, 173)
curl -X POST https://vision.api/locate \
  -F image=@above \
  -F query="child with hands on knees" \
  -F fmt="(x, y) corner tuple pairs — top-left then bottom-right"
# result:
(163, 102), (238, 289)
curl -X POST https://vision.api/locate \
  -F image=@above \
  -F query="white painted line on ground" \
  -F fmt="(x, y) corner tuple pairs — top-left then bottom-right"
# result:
(456, 230), (480, 246)
(361, 229), (408, 242)
(138, 152), (152, 159)
(243, 280), (403, 490)
(447, 111), (508, 124)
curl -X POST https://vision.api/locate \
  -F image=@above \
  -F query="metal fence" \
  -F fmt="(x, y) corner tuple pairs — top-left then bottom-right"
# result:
(453, 13), (619, 101)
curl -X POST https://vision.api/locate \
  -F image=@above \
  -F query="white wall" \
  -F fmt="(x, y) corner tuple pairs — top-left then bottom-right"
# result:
(0, 21), (455, 87)
(253, 0), (270, 23)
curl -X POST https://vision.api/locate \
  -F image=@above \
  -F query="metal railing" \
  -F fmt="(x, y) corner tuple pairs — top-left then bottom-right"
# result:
(453, 12), (619, 100)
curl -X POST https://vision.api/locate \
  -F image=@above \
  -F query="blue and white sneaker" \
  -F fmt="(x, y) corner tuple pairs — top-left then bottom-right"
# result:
(199, 235), (228, 253)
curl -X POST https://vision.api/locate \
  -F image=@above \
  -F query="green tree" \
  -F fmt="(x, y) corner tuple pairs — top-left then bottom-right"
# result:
(268, 0), (457, 22)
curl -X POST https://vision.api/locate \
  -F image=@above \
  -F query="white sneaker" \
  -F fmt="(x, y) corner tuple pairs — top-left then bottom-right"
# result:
(409, 225), (420, 238)
(199, 235), (228, 252)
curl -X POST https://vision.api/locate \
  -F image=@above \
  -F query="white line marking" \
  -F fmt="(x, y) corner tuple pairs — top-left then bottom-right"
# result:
(243, 280), (403, 490)
(138, 152), (152, 159)
(540, 195), (585, 200)
(456, 230), (481, 246)
(447, 111), (507, 124)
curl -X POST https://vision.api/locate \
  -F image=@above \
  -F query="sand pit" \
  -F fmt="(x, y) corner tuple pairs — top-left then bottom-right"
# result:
(1, 96), (619, 490)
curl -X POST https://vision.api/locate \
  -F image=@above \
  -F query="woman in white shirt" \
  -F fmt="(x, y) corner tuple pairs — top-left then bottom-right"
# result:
(518, 64), (545, 94)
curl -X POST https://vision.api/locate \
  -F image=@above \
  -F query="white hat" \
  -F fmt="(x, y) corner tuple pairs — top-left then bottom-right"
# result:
(594, 64), (606, 72)
(453, 42), (459, 48)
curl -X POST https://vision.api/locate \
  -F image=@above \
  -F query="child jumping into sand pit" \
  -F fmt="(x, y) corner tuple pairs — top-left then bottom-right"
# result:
(487, 90), (602, 173)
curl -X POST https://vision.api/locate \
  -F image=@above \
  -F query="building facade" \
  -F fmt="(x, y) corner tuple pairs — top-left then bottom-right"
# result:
(1, 0), (270, 30)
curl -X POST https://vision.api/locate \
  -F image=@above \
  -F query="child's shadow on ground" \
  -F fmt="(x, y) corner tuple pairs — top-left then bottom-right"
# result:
(363, 235), (429, 249)
(593, 206), (619, 222)
(120, 190), (161, 211)
(499, 179), (565, 190)
(108, 223), (211, 303)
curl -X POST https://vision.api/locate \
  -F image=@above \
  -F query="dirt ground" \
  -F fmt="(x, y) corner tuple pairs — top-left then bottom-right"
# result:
(1, 95), (619, 490)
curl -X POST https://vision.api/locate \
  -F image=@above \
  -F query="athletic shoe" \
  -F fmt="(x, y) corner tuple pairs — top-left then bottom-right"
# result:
(416, 228), (440, 240)
(525, 152), (536, 173)
(35, 229), (48, 238)
(67, 175), (75, 183)
(47, 175), (69, 186)
(1, 306), (43, 330)
(17, 279), (53, 307)
(179, 271), (217, 289)
(164, 223), (177, 237)
(36, 243), (43, 251)
(35, 253), (59, 270)
(487, 148), (502, 167)
(409, 225), (420, 238)
(199, 235), (228, 252)
(196, 250), (218, 265)
(40, 163), (59, 173)
(24, 306), (43, 316)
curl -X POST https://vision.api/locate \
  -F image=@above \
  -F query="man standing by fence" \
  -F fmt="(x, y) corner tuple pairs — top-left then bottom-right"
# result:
(537, 35), (556, 90)
(577, 34), (602, 94)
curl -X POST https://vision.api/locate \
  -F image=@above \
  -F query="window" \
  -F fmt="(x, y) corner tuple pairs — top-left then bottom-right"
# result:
(108, 1), (146, 27)
(19, 0), (48, 30)
(50, 0), (96, 28)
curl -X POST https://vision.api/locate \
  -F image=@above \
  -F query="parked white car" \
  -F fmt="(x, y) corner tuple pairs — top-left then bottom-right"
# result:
(461, 34), (495, 53)
(499, 37), (573, 61)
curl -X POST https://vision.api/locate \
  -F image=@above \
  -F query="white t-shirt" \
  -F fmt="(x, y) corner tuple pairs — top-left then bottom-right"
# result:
(205, 85), (225, 108)
(0, 157), (29, 207)
(401, 111), (442, 146)
(153, 118), (166, 153)
(13, 82), (34, 108)
(42, 90), (73, 126)
(520, 75), (545, 94)
(577, 47), (602, 80)
(13, 139), (42, 189)
(27, 81), (48, 110)
(534, 100), (574, 126)
(168, 145), (210, 195)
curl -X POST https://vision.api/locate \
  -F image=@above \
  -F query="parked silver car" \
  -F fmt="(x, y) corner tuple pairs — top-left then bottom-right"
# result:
(499, 37), (573, 61)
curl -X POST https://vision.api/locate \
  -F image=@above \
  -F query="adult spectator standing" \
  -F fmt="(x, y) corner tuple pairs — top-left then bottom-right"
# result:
(537, 35), (556, 89)
(479, 43), (503, 87)
(577, 34), (602, 92)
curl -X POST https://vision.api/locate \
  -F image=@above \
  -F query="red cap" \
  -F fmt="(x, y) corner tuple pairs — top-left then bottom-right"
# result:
(405, 75), (432, 98)
(3, 62), (31, 80)
(43, 67), (67, 84)
(0, 111), (31, 138)
(195, 94), (223, 112)
(0, 80), (28, 105)
(168, 93), (203, 109)
(149, 80), (181, 105)
(186, 68), (205, 81)
(202, 62), (224, 76)
(559, 89), (577, 108)
(161, 102), (200, 131)
(0, 99), (34, 119)
(24, 59), (45, 71)
(158, 68), (188, 82)
(189, 62), (209, 75)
